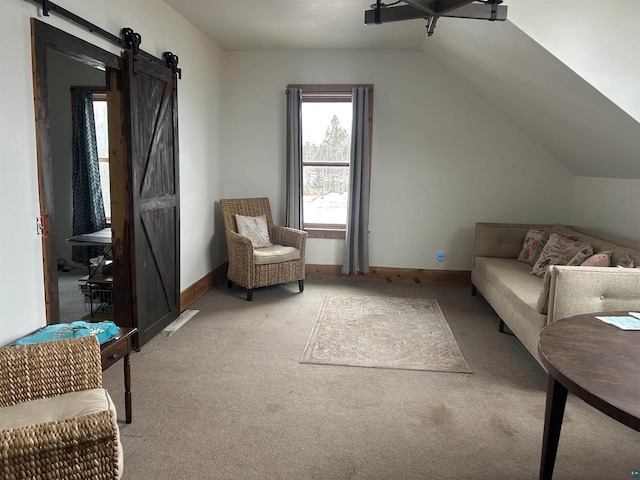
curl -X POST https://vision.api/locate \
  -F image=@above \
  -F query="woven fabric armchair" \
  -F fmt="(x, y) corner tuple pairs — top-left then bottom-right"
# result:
(0, 336), (122, 479)
(221, 197), (307, 301)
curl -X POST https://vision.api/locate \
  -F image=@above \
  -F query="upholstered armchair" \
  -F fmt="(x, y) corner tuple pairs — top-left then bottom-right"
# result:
(220, 197), (307, 301)
(0, 336), (122, 479)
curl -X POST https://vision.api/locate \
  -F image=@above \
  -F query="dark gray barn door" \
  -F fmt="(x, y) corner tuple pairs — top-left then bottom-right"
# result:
(123, 51), (180, 347)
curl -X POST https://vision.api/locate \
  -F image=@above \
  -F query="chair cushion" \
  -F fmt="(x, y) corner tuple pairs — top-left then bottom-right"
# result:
(235, 214), (272, 248)
(254, 245), (300, 265)
(0, 388), (123, 477)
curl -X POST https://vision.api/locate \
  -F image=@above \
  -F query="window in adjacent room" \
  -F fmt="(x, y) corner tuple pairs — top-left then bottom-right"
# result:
(92, 92), (111, 222)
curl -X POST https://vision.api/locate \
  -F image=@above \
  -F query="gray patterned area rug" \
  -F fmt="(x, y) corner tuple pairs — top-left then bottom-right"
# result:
(300, 295), (472, 373)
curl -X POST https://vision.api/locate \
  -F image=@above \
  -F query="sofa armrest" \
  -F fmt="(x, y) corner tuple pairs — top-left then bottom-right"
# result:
(547, 266), (640, 324)
(0, 336), (102, 408)
(474, 222), (550, 260)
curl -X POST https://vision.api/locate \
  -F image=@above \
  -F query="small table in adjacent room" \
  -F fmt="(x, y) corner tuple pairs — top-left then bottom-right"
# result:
(537, 312), (640, 480)
(100, 327), (137, 424)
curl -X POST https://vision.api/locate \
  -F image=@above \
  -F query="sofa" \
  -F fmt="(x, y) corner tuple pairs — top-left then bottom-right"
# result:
(0, 335), (123, 479)
(471, 222), (640, 364)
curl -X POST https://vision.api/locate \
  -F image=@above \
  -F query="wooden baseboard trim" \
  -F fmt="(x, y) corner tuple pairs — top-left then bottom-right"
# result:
(306, 264), (471, 285)
(180, 262), (228, 311)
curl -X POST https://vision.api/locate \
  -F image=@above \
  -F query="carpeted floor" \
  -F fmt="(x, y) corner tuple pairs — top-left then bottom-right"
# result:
(102, 280), (640, 480)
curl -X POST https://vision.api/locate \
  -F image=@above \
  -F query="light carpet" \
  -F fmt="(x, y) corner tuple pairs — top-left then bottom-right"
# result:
(300, 294), (472, 373)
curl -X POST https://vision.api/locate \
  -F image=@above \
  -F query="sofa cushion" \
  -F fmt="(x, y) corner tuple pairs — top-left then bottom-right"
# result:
(475, 257), (543, 310)
(253, 245), (300, 265)
(235, 214), (272, 248)
(517, 228), (548, 265)
(531, 233), (593, 277)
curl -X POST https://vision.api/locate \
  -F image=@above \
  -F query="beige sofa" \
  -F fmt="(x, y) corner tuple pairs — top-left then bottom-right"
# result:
(471, 223), (640, 364)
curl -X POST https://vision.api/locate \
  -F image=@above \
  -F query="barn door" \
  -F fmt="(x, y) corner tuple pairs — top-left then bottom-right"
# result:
(123, 51), (180, 347)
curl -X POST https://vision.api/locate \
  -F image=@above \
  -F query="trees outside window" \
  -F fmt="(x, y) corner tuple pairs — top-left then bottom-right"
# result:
(302, 100), (352, 228)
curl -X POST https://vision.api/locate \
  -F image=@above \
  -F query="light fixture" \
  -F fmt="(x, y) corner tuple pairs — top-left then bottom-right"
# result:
(364, 0), (507, 37)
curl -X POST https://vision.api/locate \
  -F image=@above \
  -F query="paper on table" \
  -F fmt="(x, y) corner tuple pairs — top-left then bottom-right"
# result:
(629, 312), (640, 320)
(596, 315), (640, 330)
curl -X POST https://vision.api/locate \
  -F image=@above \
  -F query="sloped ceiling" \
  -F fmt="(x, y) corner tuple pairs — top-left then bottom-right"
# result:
(164, 0), (640, 179)
(422, 19), (640, 179)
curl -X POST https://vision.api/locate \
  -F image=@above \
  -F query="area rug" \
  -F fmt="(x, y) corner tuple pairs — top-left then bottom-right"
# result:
(300, 295), (471, 373)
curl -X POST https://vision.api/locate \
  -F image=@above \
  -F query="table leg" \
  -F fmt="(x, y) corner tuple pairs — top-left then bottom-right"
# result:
(124, 352), (132, 424)
(540, 374), (568, 480)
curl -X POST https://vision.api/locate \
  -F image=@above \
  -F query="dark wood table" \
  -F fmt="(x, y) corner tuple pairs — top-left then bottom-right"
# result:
(538, 312), (640, 479)
(100, 327), (137, 424)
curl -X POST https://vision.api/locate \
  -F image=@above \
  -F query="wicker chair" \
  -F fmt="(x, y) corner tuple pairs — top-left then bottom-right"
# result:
(221, 197), (307, 301)
(0, 336), (122, 479)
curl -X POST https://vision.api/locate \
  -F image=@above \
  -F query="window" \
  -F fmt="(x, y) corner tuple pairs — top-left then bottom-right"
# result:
(92, 93), (111, 222)
(302, 96), (352, 230)
(289, 85), (373, 239)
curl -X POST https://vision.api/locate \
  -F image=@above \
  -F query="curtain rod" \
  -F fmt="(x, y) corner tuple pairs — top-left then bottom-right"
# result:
(25, 0), (181, 78)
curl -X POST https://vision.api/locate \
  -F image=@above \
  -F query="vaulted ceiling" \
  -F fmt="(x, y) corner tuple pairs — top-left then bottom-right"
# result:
(164, 0), (640, 179)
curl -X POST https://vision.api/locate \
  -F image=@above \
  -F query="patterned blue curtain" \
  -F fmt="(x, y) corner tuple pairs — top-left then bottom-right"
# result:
(72, 90), (106, 264)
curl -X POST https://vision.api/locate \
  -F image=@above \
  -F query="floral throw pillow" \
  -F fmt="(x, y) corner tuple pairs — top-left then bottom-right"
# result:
(616, 252), (635, 268)
(530, 233), (593, 277)
(517, 229), (547, 265)
(235, 214), (272, 248)
(536, 267), (553, 314)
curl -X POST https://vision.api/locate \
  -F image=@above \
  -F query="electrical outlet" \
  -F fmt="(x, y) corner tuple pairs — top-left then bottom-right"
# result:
(436, 252), (446, 262)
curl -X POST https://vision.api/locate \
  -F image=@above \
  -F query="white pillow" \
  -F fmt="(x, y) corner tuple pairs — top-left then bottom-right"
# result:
(235, 214), (272, 248)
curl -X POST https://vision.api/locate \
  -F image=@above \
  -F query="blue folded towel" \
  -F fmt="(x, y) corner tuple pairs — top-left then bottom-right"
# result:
(12, 321), (120, 346)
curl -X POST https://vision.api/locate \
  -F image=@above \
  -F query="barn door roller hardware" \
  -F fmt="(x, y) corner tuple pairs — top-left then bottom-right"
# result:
(365, 0), (507, 37)
(163, 52), (182, 79)
(27, 0), (181, 78)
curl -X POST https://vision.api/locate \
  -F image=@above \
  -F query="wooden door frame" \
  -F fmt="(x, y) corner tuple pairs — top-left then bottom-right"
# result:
(31, 19), (135, 331)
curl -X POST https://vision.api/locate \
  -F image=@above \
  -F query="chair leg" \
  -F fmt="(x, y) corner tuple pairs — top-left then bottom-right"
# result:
(228, 280), (233, 289)
(299, 279), (304, 293)
(246, 289), (253, 301)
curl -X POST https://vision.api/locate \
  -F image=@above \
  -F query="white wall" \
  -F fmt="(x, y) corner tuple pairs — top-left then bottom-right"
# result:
(47, 51), (106, 267)
(507, 0), (640, 124)
(570, 177), (640, 241)
(221, 49), (575, 269)
(0, 0), (225, 345)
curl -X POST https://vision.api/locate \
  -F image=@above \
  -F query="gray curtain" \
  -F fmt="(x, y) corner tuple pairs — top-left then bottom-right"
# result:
(285, 87), (303, 229)
(72, 89), (106, 264)
(342, 87), (371, 274)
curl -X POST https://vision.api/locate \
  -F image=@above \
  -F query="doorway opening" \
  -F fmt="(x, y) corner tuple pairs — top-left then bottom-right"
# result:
(46, 50), (113, 323)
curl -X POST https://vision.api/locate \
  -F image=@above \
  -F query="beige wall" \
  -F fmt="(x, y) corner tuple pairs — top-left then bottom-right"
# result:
(570, 177), (640, 241)
(0, 0), (225, 345)
(221, 49), (576, 269)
